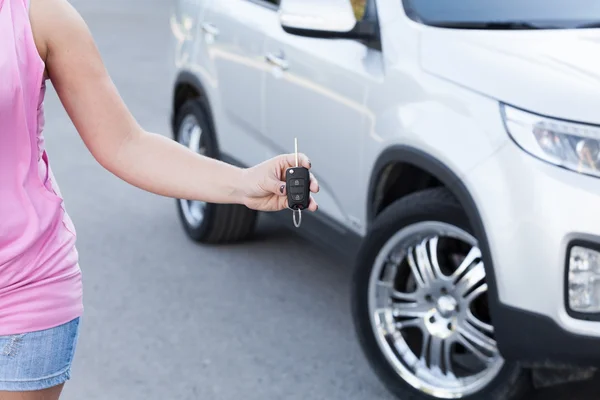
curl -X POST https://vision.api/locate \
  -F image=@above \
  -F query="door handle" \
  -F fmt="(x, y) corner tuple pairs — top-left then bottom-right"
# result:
(202, 22), (220, 37)
(265, 52), (289, 71)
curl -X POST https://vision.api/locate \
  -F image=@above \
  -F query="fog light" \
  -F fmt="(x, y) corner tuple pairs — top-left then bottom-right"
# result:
(568, 246), (600, 313)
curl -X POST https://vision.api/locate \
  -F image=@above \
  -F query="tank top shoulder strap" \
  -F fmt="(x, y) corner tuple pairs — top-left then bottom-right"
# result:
(1, 0), (46, 153)
(15, 0), (31, 17)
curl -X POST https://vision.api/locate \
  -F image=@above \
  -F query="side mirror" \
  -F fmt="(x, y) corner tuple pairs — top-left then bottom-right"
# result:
(279, 0), (376, 41)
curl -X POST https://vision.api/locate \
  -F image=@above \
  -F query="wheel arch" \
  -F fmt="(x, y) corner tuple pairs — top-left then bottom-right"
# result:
(366, 145), (504, 331)
(171, 70), (220, 154)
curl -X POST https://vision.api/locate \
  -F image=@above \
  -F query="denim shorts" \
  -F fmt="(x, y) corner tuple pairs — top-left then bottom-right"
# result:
(0, 318), (80, 391)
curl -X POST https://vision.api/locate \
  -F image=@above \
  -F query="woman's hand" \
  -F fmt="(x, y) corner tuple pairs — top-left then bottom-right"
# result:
(241, 153), (319, 212)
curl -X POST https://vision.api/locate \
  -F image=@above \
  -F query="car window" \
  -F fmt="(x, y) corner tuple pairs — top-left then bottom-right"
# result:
(402, 0), (600, 29)
(351, 0), (367, 21)
(263, 0), (280, 6)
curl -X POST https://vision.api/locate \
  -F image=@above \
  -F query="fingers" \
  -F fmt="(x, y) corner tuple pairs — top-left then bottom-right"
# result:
(307, 196), (318, 212)
(309, 172), (319, 193)
(271, 178), (287, 196)
(279, 154), (319, 191)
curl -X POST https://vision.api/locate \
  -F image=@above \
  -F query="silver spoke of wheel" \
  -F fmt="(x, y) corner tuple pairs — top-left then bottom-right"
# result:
(428, 236), (452, 282)
(457, 320), (498, 356)
(455, 262), (486, 298)
(415, 240), (437, 285)
(381, 261), (398, 284)
(375, 260), (419, 304)
(390, 290), (418, 302)
(466, 309), (494, 334)
(444, 339), (455, 377)
(374, 265), (396, 292)
(393, 302), (432, 318)
(456, 333), (497, 365)
(407, 250), (427, 288)
(451, 247), (482, 282)
(428, 335), (445, 372)
(375, 281), (419, 307)
(396, 318), (423, 330)
(465, 282), (488, 303)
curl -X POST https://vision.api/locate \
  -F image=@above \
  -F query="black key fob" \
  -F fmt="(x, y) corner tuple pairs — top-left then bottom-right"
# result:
(286, 167), (310, 211)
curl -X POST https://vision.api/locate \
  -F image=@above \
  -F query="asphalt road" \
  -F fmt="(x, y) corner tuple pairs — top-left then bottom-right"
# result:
(37, 0), (600, 399)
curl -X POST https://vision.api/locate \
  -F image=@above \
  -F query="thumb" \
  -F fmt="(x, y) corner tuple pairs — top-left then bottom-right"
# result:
(269, 177), (287, 196)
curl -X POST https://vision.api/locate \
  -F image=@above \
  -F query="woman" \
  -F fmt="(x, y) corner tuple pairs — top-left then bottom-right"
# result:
(0, 0), (319, 398)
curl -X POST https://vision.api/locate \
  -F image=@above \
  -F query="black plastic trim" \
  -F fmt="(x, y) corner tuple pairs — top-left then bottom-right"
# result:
(172, 70), (221, 156)
(564, 239), (600, 322)
(495, 305), (600, 368)
(281, 0), (381, 51)
(246, 0), (278, 11)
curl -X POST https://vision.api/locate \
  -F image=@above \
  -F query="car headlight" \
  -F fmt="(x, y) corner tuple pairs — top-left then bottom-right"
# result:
(501, 104), (600, 178)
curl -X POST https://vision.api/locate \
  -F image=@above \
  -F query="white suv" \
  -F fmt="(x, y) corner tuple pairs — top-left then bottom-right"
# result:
(167, 0), (600, 399)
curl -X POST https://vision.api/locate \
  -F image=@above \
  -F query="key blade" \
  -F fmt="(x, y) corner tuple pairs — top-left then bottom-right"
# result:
(295, 137), (298, 167)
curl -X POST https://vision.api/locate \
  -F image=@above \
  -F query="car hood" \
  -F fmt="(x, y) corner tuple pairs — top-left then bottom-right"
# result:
(419, 28), (600, 125)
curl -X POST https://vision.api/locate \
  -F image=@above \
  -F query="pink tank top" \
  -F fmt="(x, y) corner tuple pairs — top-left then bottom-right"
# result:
(0, 0), (83, 335)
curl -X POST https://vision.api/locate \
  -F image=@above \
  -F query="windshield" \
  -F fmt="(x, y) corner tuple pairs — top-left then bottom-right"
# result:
(402, 0), (600, 29)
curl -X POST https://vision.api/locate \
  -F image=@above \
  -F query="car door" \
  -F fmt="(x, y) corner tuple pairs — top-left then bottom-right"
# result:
(202, 0), (279, 167)
(262, 1), (382, 233)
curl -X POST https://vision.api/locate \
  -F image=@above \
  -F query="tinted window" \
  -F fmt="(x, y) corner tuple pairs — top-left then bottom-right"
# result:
(402, 0), (600, 29)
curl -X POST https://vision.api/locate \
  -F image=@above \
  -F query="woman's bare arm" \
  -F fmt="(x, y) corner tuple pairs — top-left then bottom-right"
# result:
(30, 0), (318, 210)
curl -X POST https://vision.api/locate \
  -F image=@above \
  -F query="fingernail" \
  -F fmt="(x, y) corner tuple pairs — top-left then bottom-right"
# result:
(280, 185), (285, 194)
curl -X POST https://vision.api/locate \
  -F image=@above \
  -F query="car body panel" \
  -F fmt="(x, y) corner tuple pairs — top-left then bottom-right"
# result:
(420, 27), (600, 125)
(262, 15), (382, 231)
(201, 0), (279, 168)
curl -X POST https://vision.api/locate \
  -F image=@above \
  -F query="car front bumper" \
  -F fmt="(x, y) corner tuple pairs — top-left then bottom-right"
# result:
(463, 138), (600, 367)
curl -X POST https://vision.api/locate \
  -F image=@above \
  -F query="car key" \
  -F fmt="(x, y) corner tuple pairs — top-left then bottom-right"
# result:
(285, 137), (310, 228)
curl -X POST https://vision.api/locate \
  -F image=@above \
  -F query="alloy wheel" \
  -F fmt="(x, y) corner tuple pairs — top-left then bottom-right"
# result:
(368, 221), (504, 399)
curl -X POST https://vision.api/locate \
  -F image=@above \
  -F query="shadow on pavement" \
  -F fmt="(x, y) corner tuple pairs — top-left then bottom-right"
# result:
(531, 377), (600, 400)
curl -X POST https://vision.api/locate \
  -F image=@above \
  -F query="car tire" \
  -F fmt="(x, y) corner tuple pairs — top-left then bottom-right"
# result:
(173, 99), (258, 244)
(351, 187), (532, 400)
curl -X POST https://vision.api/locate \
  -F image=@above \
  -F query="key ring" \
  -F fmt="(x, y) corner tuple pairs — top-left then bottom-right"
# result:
(293, 209), (302, 228)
